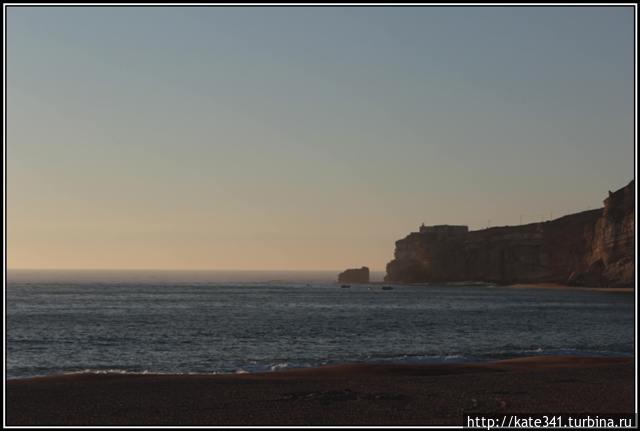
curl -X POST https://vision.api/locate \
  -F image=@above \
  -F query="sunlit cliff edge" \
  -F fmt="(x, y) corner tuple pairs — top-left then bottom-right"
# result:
(385, 180), (634, 287)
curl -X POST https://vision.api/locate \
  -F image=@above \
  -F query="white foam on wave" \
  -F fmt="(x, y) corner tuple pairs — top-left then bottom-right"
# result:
(270, 362), (292, 371)
(9, 347), (632, 380)
(62, 369), (216, 376)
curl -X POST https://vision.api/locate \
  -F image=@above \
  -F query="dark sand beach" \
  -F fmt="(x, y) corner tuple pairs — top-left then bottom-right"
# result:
(6, 356), (634, 426)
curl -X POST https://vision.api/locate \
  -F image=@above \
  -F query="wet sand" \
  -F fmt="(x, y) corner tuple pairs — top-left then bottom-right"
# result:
(6, 356), (635, 426)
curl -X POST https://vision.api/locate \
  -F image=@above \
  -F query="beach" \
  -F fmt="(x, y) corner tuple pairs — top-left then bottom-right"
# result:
(6, 356), (634, 426)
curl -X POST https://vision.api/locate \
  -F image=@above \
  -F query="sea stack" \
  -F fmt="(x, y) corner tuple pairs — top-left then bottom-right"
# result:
(338, 266), (370, 283)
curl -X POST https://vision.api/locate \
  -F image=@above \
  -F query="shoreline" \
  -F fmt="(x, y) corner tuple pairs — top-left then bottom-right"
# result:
(7, 355), (635, 425)
(7, 352), (635, 382)
(373, 281), (634, 292)
(504, 283), (634, 292)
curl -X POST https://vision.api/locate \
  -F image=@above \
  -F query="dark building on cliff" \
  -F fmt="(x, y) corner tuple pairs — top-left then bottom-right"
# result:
(386, 181), (634, 287)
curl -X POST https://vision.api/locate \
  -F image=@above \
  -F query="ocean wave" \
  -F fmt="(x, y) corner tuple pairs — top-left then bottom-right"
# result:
(358, 348), (634, 367)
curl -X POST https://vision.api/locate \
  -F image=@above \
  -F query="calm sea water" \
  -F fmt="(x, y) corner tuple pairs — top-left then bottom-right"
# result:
(6, 270), (635, 379)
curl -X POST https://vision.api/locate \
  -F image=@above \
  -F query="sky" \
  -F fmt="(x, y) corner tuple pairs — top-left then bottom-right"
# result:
(7, 6), (636, 271)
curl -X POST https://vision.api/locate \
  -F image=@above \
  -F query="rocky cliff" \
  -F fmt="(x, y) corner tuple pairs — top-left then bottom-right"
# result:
(385, 181), (634, 287)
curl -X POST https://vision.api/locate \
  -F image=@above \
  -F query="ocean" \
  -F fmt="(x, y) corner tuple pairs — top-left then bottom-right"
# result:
(6, 270), (635, 379)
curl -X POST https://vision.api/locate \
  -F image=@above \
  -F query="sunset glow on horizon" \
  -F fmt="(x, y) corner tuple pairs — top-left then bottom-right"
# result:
(7, 6), (635, 271)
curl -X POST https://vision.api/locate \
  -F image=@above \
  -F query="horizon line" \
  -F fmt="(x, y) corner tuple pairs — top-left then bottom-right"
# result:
(5, 268), (386, 272)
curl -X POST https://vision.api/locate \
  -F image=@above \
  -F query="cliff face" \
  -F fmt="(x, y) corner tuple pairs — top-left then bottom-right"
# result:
(385, 181), (634, 287)
(576, 181), (635, 286)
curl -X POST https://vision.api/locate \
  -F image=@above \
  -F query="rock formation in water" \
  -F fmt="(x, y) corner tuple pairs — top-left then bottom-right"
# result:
(385, 180), (634, 287)
(338, 266), (370, 283)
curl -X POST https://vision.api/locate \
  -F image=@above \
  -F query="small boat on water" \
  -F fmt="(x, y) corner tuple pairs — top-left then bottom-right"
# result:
(382, 286), (394, 290)
(341, 284), (351, 288)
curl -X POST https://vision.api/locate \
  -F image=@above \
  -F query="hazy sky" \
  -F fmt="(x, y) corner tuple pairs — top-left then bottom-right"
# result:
(7, 6), (635, 271)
